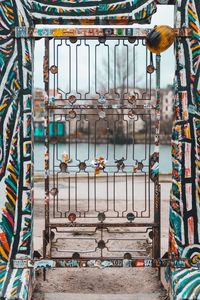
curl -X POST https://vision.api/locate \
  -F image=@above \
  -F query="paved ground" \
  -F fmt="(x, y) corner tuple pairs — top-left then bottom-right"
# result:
(32, 174), (171, 299)
(33, 292), (162, 300)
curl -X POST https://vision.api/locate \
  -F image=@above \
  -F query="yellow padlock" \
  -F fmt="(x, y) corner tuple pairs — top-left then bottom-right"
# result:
(146, 25), (175, 54)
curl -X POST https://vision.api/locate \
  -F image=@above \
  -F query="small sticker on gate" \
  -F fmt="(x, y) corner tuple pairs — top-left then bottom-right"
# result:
(13, 259), (28, 269)
(144, 260), (153, 267)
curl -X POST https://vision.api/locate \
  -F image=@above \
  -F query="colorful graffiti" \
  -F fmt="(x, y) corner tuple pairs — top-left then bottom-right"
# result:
(31, 0), (157, 25)
(0, 1), (34, 299)
(168, 0), (200, 298)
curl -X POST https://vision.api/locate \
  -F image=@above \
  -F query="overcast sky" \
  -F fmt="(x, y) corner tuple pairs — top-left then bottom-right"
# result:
(34, 5), (175, 90)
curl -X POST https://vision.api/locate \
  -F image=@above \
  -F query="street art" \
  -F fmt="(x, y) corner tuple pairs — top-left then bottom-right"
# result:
(0, 0), (199, 299)
(167, 0), (200, 298)
(31, 0), (157, 25)
(0, 1), (34, 299)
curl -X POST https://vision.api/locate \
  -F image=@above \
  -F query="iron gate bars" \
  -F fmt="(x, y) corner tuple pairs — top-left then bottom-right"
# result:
(42, 31), (161, 261)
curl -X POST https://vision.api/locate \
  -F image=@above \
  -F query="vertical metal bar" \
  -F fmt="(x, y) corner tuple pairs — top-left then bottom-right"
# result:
(153, 54), (161, 259)
(106, 43), (110, 96)
(148, 114), (152, 218)
(64, 39), (71, 98)
(123, 40), (128, 99)
(56, 39), (63, 99)
(44, 38), (50, 260)
(53, 38), (56, 99)
(114, 40), (120, 97)
(84, 39), (90, 99)
(95, 42), (98, 96)
(76, 40), (82, 99)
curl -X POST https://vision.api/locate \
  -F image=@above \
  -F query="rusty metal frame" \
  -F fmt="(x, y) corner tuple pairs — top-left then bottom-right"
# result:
(14, 27), (192, 39)
(28, 27), (192, 268)
(12, 256), (200, 269)
(40, 30), (162, 263)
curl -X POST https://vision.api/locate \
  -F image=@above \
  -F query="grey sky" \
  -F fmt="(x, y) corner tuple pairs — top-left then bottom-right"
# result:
(34, 5), (175, 89)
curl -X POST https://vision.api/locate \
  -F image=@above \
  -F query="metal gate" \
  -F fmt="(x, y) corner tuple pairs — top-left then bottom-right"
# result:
(43, 29), (161, 265)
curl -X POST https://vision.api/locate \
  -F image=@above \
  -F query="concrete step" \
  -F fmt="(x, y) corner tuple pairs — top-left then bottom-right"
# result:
(33, 292), (161, 300)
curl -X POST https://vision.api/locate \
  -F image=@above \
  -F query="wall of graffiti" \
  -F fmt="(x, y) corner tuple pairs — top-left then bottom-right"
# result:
(167, 0), (200, 298)
(31, 0), (157, 24)
(0, 1), (34, 299)
(0, 0), (199, 299)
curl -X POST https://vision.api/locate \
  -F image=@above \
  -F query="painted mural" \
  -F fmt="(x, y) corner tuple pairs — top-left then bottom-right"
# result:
(168, 0), (200, 298)
(0, 0), (199, 299)
(31, 0), (157, 25)
(0, 1), (33, 299)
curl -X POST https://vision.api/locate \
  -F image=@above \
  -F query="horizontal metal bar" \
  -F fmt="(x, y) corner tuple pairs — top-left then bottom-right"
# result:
(157, 0), (175, 4)
(12, 257), (200, 269)
(48, 223), (158, 228)
(14, 27), (192, 38)
(45, 104), (156, 110)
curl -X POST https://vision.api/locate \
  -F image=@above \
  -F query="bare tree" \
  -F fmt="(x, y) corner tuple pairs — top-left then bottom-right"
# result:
(98, 41), (143, 144)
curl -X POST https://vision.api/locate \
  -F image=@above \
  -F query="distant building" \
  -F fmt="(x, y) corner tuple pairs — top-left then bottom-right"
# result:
(33, 87), (174, 142)
(34, 88), (45, 120)
(160, 87), (174, 121)
(34, 88), (65, 141)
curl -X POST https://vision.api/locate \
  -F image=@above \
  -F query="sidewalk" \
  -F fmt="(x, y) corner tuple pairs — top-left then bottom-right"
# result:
(33, 175), (171, 299)
(33, 292), (162, 300)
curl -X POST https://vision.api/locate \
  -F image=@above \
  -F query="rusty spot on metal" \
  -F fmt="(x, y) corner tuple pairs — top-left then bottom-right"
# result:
(68, 213), (77, 222)
(60, 162), (68, 172)
(50, 188), (58, 196)
(79, 162), (86, 171)
(147, 65), (155, 74)
(128, 95), (136, 104)
(68, 95), (77, 104)
(50, 65), (58, 74)
(98, 213), (106, 222)
(68, 110), (77, 119)
(98, 240), (106, 249)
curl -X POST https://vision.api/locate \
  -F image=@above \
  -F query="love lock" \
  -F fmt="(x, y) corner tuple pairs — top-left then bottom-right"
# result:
(127, 213), (135, 222)
(115, 157), (125, 170)
(50, 188), (58, 196)
(79, 162), (86, 171)
(128, 95), (136, 104)
(147, 64), (155, 74)
(98, 212), (106, 222)
(98, 109), (106, 119)
(68, 95), (76, 104)
(98, 94), (106, 104)
(98, 240), (106, 249)
(60, 162), (68, 172)
(68, 213), (77, 222)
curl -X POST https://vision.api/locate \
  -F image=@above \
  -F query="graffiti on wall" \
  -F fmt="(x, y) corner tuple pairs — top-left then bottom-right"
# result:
(168, 0), (200, 298)
(31, 0), (157, 25)
(0, 0), (33, 299)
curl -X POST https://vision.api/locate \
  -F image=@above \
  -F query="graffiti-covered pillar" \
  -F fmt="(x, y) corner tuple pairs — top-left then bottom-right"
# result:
(0, 1), (34, 299)
(168, 0), (200, 298)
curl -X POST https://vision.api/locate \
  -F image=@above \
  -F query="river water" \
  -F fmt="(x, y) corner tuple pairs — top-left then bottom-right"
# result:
(34, 143), (172, 174)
